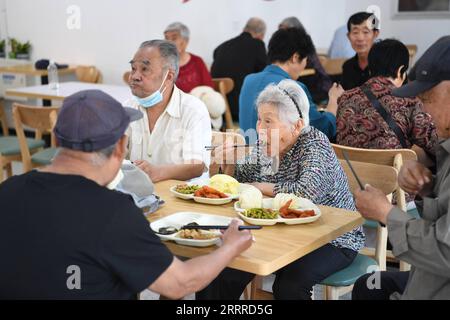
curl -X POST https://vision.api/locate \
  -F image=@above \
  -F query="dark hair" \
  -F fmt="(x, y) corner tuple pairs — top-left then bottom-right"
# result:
(368, 39), (409, 79)
(347, 12), (379, 32)
(268, 28), (315, 64)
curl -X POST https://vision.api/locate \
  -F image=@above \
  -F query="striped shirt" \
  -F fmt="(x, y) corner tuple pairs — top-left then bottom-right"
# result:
(235, 126), (365, 252)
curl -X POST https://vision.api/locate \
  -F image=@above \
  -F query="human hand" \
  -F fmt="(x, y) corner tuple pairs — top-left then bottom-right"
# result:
(398, 160), (433, 196)
(134, 160), (162, 183)
(221, 219), (253, 257)
(354, 185), (394, 225)
(327, 83), (345, 115)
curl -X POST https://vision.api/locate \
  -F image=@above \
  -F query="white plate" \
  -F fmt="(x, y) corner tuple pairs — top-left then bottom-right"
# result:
(234, 198), (322, 226)
(169, 185), (196, 200)
(150, 212), (234, 247)
(170, 185), (235, 205)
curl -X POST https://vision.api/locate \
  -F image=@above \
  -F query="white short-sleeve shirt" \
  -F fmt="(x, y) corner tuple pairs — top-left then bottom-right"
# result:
(124, 86), (212, 180)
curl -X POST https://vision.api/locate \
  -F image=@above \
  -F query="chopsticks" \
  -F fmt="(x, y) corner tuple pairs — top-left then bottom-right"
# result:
(205, 145), (254, 151)
(342, 151), (386, 227)
(181, 225), (262, 231)
(342, 151), (365, 190)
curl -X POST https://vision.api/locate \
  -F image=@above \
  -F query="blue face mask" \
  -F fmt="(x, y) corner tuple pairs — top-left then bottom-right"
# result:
(134, 71), (169, 108)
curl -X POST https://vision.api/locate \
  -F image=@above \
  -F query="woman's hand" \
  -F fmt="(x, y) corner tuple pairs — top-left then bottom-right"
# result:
(250, 182), (275, 197)
(326, 83), (345, 116)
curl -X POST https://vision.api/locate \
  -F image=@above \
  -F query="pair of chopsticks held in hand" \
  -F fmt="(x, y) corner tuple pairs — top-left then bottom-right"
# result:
(343, 151), (386, 227)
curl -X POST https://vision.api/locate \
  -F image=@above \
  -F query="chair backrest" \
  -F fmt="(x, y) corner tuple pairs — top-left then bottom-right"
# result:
(123, 71), (131, 85)
(76, 66), (102, 83)
(212, 78), (235, 130)
(340, 159), (398, 197)
(12, 104), (59, 172)
(209, 131), (246, 175)
(406, 44), (418, 65)
(339, 159), (398, 271)
(0, 100), (8, 136)
(319, 57), (347, 76)
(332, 143), (417, 212)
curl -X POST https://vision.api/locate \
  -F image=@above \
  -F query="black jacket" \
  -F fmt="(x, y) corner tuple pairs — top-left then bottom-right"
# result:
(211, 32), (268, 121)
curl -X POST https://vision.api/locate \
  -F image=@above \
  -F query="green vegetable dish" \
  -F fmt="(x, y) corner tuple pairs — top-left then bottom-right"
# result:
(243, 208), (278, 219)
(175, 184), (200, 195)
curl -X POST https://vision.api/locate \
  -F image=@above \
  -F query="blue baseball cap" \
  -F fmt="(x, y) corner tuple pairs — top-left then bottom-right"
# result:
(54, 90), (142, 152)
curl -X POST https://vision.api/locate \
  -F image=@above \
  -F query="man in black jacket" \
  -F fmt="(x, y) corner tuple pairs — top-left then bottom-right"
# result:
(211, 17), (268, 122)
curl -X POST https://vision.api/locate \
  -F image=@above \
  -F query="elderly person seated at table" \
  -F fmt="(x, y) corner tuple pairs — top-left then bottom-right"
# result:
(197, 79), (365, 300)
(125, 40), (211, 183)
(164, 22), (214, 93)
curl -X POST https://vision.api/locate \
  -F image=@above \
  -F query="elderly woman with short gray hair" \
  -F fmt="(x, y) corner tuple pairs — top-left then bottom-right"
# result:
(164, 22), (214, 93)
(198, 79), (365, 300)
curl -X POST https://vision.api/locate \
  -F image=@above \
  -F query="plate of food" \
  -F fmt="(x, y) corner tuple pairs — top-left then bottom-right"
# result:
(150, 212), (233, 247)
(235, 187), (321, 225)
(169, 175), (251, 203)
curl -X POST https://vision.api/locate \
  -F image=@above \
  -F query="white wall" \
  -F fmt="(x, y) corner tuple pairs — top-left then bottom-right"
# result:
(2, 0), (449, 85)
(2, 0), (346, 84)
(345, 0), (450, 60)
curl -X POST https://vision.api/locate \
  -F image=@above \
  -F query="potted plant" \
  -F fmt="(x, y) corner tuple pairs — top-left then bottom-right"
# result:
(8, 38), (31, 60)
(0, 39), (5, 58)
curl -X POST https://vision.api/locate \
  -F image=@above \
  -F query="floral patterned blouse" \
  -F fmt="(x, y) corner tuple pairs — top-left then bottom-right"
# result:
(235, 126), (365, 252)
(336, 76), (438, 153)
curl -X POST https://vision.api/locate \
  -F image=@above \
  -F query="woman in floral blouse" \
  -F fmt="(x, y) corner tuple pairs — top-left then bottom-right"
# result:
(336, 39), (437, 156)
(197, 79), (365, 300)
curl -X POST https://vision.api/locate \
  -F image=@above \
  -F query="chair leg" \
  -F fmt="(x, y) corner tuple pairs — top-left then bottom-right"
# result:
(243, 283), (251, 300)
(322, 285), (328, 300)
(6, 162), (13, 178)
(0, 165), (4, 183)
(326, 286), (340, 300)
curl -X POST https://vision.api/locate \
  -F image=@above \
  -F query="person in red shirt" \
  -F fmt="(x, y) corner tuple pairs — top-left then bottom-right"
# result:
(164, 22), (214, 93)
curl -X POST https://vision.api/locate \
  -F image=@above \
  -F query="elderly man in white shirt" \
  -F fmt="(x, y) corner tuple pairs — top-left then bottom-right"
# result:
(124, 40), (211, 183)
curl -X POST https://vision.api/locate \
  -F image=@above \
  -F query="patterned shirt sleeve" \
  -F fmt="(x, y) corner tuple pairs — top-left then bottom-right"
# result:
(407, 99), (438, 156)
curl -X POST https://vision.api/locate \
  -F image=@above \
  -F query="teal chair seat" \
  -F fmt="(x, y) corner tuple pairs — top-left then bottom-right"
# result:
(321, 254), (378, 287)
(31, 147), (59, 165)
(0, 136), (46, 156)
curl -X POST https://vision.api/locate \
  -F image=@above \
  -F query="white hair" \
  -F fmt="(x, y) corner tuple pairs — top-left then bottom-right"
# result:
(244, 17), (266, 36)
(164, 22), (190, 40)
(256, 79), (310, 130)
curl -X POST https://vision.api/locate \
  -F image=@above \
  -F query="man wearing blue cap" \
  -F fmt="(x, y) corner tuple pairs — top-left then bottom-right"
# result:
(351, 36), (450, 300)
(0, 90), (253, 299)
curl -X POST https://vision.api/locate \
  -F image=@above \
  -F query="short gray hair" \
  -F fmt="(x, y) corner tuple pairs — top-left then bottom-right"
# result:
(164, 22), (190, 40)
(280, 16), (305, 31)
(244, 17), (266, 36)
(256, 79), (310, 130)
(139, 40), (180, 81)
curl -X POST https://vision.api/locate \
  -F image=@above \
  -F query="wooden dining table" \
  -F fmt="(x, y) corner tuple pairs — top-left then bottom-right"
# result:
(5, 81), (131, 103)
(149, 180), (364, 277)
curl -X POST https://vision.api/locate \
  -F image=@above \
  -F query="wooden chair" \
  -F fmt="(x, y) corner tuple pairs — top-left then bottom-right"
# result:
(320, 160), (398, 300)
(406, 44), (418, 66)
(0, 101), (46, 182)
(212, 78), (235, 130)
(123, 71), (131, 85)
(209, 131), (246, 176)
(319, 56), (347, 76)
(76, 66), (102, 83)
(12, 104), (60, 173)
(245, 159), (398, 300)
(332, 143), (417, 272)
